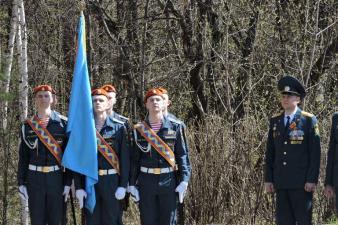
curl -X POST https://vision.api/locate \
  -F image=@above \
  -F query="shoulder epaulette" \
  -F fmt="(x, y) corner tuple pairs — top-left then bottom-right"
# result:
(112, 117), (124, 125)
(58, 115), (68, 121)
(118, 114), (129, 121)
(301, 111), (314, 118)
(54, 111), (68, 121)
(271, 111), (283, 118)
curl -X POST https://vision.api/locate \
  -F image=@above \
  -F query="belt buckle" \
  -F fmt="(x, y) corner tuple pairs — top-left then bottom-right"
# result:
(99, 170), (105, 176)
(153, 168), (161, 175)
(42, 167), (50, 173)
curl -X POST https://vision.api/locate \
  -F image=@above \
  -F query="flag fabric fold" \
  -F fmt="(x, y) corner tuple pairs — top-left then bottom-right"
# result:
(62, 13), (98, 213)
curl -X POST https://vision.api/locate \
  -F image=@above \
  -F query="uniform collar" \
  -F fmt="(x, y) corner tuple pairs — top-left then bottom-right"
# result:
(145, 115), (171, 129)
(111, 111), (117, 118)
(293, 107), (302, 121)
(284, 107), (298, 121)
(105, 116), (115, 128)
(284, 106), (298, 117)
(49, 110), (61, 123)
(161, 116), (172, 129)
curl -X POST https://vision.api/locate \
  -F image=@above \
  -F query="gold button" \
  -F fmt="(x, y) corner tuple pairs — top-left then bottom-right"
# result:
(284, 141), (287, 144)
(283, 162), (287, 165)
(284, 152), (287, 155)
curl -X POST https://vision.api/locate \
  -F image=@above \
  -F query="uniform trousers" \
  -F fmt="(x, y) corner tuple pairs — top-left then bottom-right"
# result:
(86, 174), (121, 225)
(138, 171), (177, 225)
(276, 189), (313, 225)
(26, 170), (64, 225)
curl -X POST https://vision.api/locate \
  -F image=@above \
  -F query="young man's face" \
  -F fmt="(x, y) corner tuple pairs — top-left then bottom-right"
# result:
(35, 91), (53, 109)
(146, 95), (165, 114)
(280, 94), (300, 111)
(92, 95), (108, 113)
(107, 92), (117, 110)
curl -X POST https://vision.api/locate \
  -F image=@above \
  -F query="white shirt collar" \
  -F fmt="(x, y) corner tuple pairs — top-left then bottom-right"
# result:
(284, 107), (298, 124)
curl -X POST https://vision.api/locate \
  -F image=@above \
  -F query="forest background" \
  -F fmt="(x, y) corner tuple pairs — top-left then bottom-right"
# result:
(0, 0), (337, 224)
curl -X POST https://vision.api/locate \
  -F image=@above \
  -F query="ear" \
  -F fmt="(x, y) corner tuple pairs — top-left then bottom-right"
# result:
(296, 96), (301, 103)
(52, 94), (57, 106)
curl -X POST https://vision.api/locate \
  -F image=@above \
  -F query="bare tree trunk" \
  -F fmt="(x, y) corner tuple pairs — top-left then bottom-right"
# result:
(1, 1), (18, 225)
(18, 0), (28, 121)
(2, 0), (17, 130)
(16, 0), (29, 224)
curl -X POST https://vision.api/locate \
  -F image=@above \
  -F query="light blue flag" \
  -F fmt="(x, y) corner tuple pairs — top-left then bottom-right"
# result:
(62, 12), (98, 213)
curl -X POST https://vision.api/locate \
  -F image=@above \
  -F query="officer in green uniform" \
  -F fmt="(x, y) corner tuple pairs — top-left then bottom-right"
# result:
(264, 76), (321, 225)
(17, 85), (78, 225)
(324, 112), (338, 212)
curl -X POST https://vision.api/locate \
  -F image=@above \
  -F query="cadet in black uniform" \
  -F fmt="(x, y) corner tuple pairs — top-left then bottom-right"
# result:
(101, 84), (130, 225)
(129, 88), (191, 225)
(18, 85), (72, 225)
(85, 88), (129, 225)
(324, 113), (338, 212)
(157, 87), (191, 198)
(264, 76), (321, 225)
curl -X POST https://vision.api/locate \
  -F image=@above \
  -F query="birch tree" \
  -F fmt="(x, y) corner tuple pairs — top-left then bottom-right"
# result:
(17, 0), (28, 121)
(2, 0), (17, 130)
(16, 0), (29, 223)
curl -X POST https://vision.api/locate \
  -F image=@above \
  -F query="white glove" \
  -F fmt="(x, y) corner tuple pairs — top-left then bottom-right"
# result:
(115, 187), (126, 200)
(175, 181), (188, 203)
(19, 185), (28, 200)
(127, 185), (140, 202)
(63, 186), (71, 202)
(75, 189), (87, 209)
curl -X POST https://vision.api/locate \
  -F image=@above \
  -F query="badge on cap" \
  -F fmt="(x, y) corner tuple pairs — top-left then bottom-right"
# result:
(284, 86), (290, 91)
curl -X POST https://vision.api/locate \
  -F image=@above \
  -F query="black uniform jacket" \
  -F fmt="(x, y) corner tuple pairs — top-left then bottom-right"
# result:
(129, 116), (191, 186)
(17, 111), (71, 186)
(97, 116), (130, 188)
(264, 108), (321, 189)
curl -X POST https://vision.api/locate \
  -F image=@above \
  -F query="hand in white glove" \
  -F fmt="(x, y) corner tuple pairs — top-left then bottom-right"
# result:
(75, 189), (87, 209)
(63, 186), (71, 202)
(127, 185), (140, 202)
(115, 187), (126, 200)
(175, 181), (188, 203)
(19, 185), (28, 200)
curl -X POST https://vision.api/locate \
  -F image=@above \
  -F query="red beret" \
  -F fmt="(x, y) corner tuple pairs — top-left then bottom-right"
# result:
(33, 85), (55, 94)
(91, 88), (109, 98)
(144, 88), (164, 103)
(101, 84), (117, 93)
(157, 87), (168, 94)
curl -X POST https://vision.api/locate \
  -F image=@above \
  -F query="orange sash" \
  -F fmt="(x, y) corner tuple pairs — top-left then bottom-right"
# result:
(96, 131), (120, 174)
(134, 122), (176, 169)
(26, 116), (63, 165)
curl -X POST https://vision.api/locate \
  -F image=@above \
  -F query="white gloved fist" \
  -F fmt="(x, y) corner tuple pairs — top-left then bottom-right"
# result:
(115, 187), (126, 200)
(63, 186), (71, 202)
(75, 189), (87, 209)
(127, 185), (140, 202)
(175, 181), (188, 203)
(19, 185), (28, 200)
